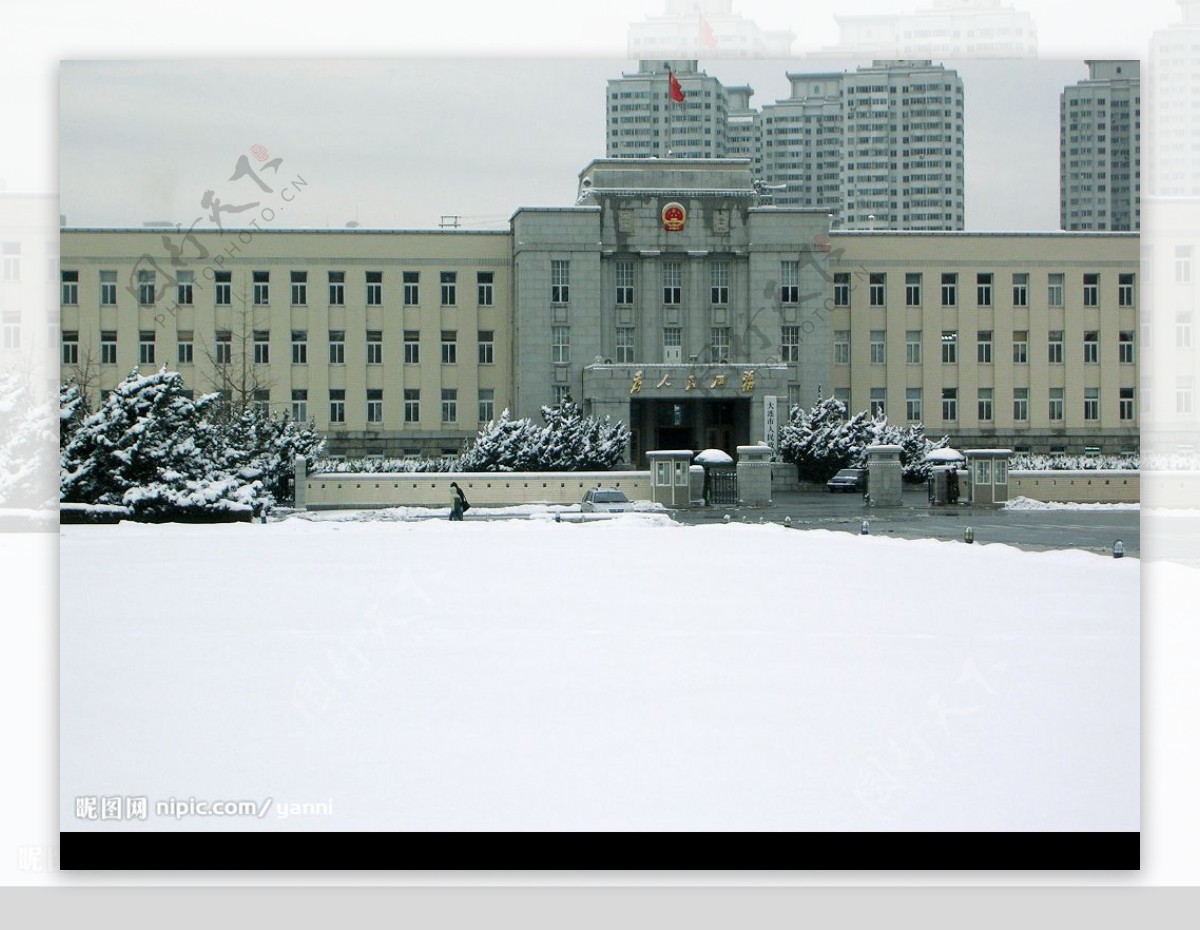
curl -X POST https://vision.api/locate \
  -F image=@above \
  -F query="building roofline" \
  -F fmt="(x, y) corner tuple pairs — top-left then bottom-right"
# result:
(60, 226), (512, 235)
(829, 229), (1139, 238)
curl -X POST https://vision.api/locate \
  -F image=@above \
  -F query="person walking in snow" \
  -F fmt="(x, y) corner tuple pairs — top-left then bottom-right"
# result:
(449, 481), (467, 521)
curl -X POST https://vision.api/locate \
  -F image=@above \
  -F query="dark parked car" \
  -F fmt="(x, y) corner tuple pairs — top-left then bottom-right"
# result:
(826, 468), (868, 493)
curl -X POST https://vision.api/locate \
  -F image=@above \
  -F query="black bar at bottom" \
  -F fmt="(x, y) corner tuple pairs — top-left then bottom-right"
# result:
(59, 831), (1140, 871)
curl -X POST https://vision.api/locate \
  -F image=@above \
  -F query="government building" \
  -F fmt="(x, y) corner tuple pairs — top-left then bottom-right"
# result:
(59, 157), (1139, 463)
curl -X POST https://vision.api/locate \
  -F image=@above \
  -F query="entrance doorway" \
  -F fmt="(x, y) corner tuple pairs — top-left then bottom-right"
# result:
(629, 397), (749, 467)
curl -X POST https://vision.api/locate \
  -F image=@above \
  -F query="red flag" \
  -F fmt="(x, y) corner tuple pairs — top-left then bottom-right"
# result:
(668, 69), (686, 103)
(699, 13), (717, 48)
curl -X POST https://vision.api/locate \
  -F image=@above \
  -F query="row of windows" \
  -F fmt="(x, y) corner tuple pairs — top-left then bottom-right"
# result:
(854, 386), (1135, 424)
(61, 330), (496, 367)
(314, 388), (492, 426)
(832, 271), (1136, 308)
(832, 329), (1136, 365)
(59, 269), (496, 308)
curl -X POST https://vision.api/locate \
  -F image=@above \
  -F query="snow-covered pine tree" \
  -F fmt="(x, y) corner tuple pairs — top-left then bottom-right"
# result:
(0, 372), (57, 510)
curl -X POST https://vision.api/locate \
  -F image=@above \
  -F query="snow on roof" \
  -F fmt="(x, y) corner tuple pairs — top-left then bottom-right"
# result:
(695, 449), (734, 465)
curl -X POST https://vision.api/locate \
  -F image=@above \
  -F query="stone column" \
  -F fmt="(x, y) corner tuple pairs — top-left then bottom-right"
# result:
(294, 455), (308, 511)
(736, 444), (773, 506)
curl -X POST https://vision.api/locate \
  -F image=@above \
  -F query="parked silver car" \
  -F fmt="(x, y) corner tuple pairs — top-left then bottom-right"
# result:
(582, 488), (630, 512)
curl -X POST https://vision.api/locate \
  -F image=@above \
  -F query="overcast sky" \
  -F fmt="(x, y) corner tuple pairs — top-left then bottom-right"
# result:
(59, 57), (1089, 232)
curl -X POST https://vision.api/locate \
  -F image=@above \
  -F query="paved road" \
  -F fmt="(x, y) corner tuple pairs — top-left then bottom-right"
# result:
(670, 487), (1140, 557)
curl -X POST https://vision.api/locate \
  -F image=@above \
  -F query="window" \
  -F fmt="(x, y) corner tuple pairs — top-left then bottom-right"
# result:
(253, 390), (270, 416)
(367, 389), (383, 424)
(1084, 331), (1099, 364)
(617, 327), (635, 364)
(441, 330), (457, 364)
(942, 388), (958, 421)
(710, 326), (729, 362)
(1084, 387), (1099, 421)
(976, 272), (993, 306)
(441, 389), (458, 423)
(1012, 273), (1029, 307)
(941, 272), (957, 306)
(1013, 330), (1028, 364)
(906, 388), (922, 422)
(1119, 331), (1135, 364)
(551, 260), (570, 303)
(978, 388), (993, 421)
(1049, 387), (1064, 421)
(61, 270), (78, 305)
(1180, 378), (1193, 415)
(2, 311), (18, 349)
(215, 271), (231, 306)
(941, 330), (957, 364)
(1180, 312), (1193, 348)
(553, 385), (571, 406)
(710, 261), (729, 304)
(476, 271), (493, 306)
(552, 325), (570, 363)
(1013, 388), (1029, 422)
(664, 326), (682, 350)
(782, 326), (801, 362)
(1, 243), (18, 280)
(287, 270), (307, 306)
(101, 330), (118, 365)
(973, 327), (999, 370)
(1119, 273), (1134, 307)
(478, 330), (494, 365)
(328, 271), (345, 306)
(788, 385), (804, 410)
(905, 272), (921, 306)
(366, 271), (383, 306)
(139, 330), (155, 365)
(403, 271), (419, 306)
(138, 269), (156, 305)
(1083, 273), (1099, 307)
(253, 270), (269, 305)
(292, 389), (308, 422)
(869, 330), (885, 364)
(833, 272), (850, 307)
(253, 330), (270, 365)
(616, 262), (634, 305)
(833, 388), (851, 409)
(62, 330), (78, 365)
(440, 271), (457, 306)
(1120, 387), (1135, 421)
(870, 388), (886, 418)
(869, 273), (885, 307)
(404, 389), (420, 423)
(1048, 273), (1064, 307)
(663, 261), (682, 304)
(291, 331), (307, 364)
(329, 330), (345, 364)
(781, 261), (800, 303)
(1176, 246), (1192, 283)
(478, 389), (495, 423)
(215, 331), (231, 365)
(367, 330), (382, 365)
(329, 389), (345, 424)
(905, 330), (921, 364)
(1048, 331), (1064, 364)
(100, 270), (117, 305)
(404, 331), (420, 364)
(177, 270), (193, 305)
(834, 330), (850, 365)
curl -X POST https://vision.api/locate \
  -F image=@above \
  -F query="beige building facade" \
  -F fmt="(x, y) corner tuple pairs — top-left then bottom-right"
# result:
(60, 164), (1140, 459)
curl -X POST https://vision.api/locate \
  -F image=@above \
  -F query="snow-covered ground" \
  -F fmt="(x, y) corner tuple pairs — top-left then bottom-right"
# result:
(1005, 496), (1140, 512)
(60, 515), (1139, 831)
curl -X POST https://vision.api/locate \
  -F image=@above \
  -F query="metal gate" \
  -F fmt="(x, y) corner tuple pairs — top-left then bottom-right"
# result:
(709, 468), (738, 505)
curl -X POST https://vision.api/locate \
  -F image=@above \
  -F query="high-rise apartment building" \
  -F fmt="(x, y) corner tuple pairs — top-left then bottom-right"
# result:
(1061, 60), (1141, 231)
(627, 0), (794, 59)
(606, 60), (730, 159)
(818, 0), (1037, 59)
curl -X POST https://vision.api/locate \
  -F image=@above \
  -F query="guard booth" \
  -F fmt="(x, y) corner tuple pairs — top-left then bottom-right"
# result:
(647, 450), (694, 508)
(964, 449), (1013, 506)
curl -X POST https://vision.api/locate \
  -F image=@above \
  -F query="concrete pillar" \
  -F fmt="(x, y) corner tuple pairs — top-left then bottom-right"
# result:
(866, 444), (903, 507)
(294, 455), (308, 511)
(736, 444), (773, 506)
